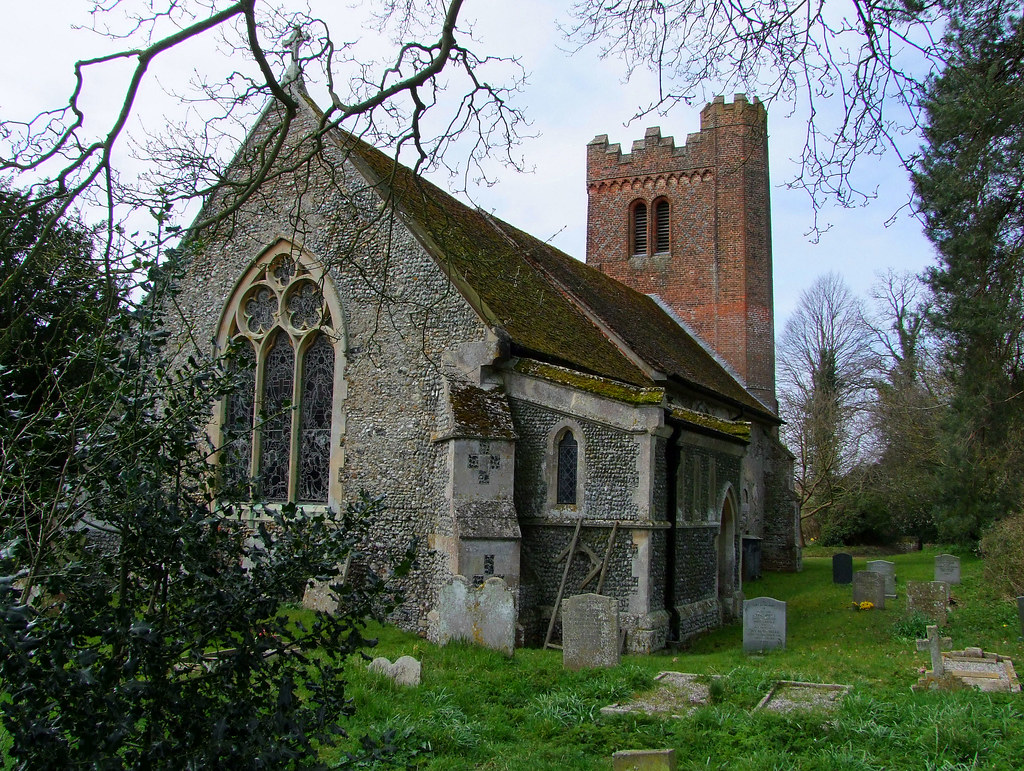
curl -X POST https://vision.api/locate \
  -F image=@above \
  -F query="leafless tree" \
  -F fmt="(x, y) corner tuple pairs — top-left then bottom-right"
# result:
(777, 271), (877, 542)
(0, 0), (526, 275)
(563, 0), (957, 221)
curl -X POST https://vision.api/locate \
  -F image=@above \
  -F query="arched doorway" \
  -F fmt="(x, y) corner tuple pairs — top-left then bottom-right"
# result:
(717, 493), (737, 612)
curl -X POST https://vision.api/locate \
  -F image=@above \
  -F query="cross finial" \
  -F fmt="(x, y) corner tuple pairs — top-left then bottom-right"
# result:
(284, 26), (305, 65)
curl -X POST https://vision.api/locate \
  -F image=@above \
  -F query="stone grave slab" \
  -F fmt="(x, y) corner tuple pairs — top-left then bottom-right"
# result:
(867, 559), (897, 598)
(612, 749), (677, 770)
(743, 597), (786, 653)
(906, 580), (949, 625)
(601, 672), (715, 718)
(914, 636), (1020, 693)
(562, 593), (620, 670)
(853, 570), (885, 609)
(832, 553), (853, 584)
(428, 575), (516, 656)
(755, 681), (851, 714)
(934, 554), (961, 585)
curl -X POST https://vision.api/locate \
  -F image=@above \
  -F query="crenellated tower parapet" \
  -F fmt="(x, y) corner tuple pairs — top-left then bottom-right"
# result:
(586, 94), (776, 413)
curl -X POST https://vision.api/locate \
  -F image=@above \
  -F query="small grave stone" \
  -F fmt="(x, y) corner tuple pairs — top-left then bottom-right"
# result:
(743, 597), (786, 653)
(832, 553), (853, 584)
(612, 749), (677, 770)
(562, 593), (620, 670)
(916, 624), (952, 677)
(428, 575), (516, 656)
(853, 570), (885, 609)
(367, 655), (422, 687)
(907, 581), (950, 625)
(867, 560), (897, 598)
(934, 554), (961, 585)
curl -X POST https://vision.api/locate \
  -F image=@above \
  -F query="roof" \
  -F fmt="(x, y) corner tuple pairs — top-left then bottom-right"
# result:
(303, 94), (775, 421)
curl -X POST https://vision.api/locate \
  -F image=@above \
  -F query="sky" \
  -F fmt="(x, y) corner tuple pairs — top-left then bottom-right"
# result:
(0, 0), (939, 331)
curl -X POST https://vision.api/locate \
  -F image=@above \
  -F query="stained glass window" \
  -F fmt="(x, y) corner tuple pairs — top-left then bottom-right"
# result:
(260, 331), (294, 502)
(298, 333), (334, 502)
(223, 248), (338, 506)
(223, 340), (256, 496)
(556, 431), (578, 505)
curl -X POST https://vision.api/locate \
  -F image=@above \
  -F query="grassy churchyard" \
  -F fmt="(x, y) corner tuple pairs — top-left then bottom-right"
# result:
(331, 547), (1024, 769)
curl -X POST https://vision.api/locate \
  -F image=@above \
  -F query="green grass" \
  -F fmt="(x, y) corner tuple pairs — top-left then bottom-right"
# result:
(331, 547), (1024, 769)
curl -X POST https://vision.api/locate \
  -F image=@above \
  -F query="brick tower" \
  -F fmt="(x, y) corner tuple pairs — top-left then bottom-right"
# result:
(586, 94), (777, 413)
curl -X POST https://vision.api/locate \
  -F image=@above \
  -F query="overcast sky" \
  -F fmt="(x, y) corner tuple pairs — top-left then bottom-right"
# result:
(1, 1), (938, 330)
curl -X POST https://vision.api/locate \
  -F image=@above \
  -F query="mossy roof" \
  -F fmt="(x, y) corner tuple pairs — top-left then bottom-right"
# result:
(311, 97), (773, 420)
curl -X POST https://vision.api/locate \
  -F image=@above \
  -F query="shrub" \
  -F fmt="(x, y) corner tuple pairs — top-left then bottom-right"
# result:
(980, 511), (1024, 597)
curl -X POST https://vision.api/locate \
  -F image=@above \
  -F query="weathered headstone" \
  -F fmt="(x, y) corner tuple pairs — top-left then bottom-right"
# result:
(367, 655), (422, 687)
(743, 597), (786, 653)
(867, 559), (897, 598)
(906, 580), (950, 625)
(428, 575), (516, 656)
(915, 624), (952, 677)
(562, 593), (620, 670)
(832, 553), (853, 584)
(934, 554), (961, 585)
(852, 570), (885, 609)
(612, 748), (677, 770)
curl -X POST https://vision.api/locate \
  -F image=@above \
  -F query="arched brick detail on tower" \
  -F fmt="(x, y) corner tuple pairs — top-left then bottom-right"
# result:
(586, 95), (777, 413)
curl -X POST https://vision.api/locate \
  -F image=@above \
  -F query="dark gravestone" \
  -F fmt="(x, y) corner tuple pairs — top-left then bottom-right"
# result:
(832, 553), (853, 584)
(742, 537), (762, 581)
(743, 597), (786, 653)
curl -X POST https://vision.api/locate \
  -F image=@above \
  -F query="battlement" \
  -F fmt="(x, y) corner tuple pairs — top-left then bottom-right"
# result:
(586, 95), (766, 184)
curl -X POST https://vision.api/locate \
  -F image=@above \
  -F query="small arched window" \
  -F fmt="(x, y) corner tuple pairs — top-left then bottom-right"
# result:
(631, 201), (648, 256)
(556, 431), (579, 505)
(654, 198), (670, 253)
(220, 248), (341, 504)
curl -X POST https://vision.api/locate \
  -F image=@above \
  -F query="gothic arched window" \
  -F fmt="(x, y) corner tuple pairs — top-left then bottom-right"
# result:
(631, 201), (648, 256)
(219, 246), (343, 505)
(556, 430), (579, 505)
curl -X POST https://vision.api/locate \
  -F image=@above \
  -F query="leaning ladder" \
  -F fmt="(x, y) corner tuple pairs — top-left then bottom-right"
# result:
(543, 517), (620, 650)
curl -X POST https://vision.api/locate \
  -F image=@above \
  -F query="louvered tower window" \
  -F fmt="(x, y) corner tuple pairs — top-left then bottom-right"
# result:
(556, 431), (579, 505)
(654, 198), (670, 253)
(631, 202), (648, 256)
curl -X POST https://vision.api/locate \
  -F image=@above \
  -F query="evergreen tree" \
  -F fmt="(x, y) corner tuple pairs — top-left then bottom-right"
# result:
(915, 5), (1024, 541)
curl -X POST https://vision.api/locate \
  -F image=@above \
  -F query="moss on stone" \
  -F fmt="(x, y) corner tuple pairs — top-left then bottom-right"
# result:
(515, 359), (664, 405)
(670, 405), (751, 441)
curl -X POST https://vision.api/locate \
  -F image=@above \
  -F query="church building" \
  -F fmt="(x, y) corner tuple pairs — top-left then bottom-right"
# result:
(164, 78), (799, 653)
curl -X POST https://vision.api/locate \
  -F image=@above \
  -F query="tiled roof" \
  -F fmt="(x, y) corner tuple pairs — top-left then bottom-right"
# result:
(314, 100), (774, 420)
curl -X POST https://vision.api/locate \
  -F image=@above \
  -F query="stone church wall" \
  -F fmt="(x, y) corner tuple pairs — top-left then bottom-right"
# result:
(161, 99), (493, 634)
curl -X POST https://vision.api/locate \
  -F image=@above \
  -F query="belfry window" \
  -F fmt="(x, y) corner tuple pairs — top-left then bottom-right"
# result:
(220, 249), (339, 504)
(631, 201), (648, 256)
(654, 198), (670, 253)
(556, 431), (579, 505)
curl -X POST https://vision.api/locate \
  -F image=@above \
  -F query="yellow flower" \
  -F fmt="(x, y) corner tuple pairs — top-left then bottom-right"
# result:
(859, 601), (874, 611)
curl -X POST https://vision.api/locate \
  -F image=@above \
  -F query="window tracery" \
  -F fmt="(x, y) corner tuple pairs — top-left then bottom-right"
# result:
(218, 246), (341, 505)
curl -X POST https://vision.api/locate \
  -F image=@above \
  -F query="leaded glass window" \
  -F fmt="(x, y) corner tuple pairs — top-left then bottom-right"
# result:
(556, 431), (578, 505)
(298, 333), (334, 502)
(219, 246), (340, 505)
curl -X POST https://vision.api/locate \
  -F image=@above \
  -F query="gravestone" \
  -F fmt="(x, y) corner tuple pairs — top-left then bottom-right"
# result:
(832, 553), (853, 584)
(915, 624), (952, 677)
(428, 575), (516, 656)
(853, 570), (886, 609)
(867, 559), (897, 598)
(367, 655), (422, 687)
(562, 593), (620, 670)
(934, 554), (961, 585)
(612, 749), (677, 770)
(743, 597), (786, 653)
(906, 580), (949, 625)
